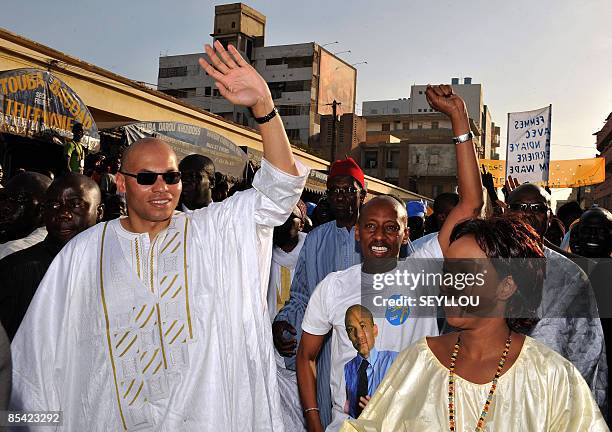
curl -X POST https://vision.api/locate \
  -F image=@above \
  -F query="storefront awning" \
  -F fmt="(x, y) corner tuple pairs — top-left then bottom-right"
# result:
(117, 121), (248, 180)
(0, 68), (99, 151)
(240, 145), (328, 194)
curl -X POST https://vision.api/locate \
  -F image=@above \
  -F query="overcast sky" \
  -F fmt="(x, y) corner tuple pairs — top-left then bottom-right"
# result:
(2, 0), (611, 161)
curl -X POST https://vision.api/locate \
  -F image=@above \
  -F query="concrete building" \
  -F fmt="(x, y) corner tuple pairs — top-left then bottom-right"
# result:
(359, 78), (500, 197)
(318, 113), (366, 161)
(593, 112), (612, 209)
(157, 3), (356, 150)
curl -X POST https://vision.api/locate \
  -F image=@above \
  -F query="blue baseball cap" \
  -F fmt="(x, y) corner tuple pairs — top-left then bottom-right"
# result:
(407, 201), (425, 218)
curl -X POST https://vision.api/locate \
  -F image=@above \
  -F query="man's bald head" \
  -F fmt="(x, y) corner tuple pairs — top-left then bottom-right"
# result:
(179, 154), (215, 173)
(359, 195), (407, 224)
(4, 171), (52, 200)
(344, 304), (375, 327)
(508, 183), (551, 206)
(46, 173), (102, 206)
(121, 138), (176, 171)
(506, 183), (552, 237)
(581, 207), (612, 225)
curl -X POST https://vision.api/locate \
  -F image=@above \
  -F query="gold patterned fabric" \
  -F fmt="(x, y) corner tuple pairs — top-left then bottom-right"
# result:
(340, 337), (608, 432)
(277, 266), (292, 313)
(100, 215), (193, 429)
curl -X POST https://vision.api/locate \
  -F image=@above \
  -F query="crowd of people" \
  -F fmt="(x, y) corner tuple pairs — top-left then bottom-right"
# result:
(0, 40), (610, 431)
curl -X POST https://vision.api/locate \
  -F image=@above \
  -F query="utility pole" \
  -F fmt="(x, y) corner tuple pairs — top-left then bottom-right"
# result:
(325, 100), (341, 162)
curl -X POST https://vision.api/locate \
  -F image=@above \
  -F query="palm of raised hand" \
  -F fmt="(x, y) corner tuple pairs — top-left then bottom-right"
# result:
(219, 66), (265, 107)
(198, 40), (271, 108)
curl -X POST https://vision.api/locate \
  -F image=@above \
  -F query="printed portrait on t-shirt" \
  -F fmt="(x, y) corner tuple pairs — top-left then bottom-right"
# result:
(342, 304), (398, 418)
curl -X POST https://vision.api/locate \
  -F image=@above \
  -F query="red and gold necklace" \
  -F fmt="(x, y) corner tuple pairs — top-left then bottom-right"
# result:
(448, 332), (512, 431)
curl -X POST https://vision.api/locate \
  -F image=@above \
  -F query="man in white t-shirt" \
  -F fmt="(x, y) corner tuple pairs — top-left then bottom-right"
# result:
(297, 195), (439, 431)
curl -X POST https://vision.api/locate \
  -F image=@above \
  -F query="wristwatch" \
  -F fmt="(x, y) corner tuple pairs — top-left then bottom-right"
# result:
(453, 132), (474, 144)
(252, 107), (279, 124)
(452, 132), (473, 144)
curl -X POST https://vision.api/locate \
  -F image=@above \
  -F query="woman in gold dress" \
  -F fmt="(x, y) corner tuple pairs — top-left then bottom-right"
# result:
(341, 217), (607, 432)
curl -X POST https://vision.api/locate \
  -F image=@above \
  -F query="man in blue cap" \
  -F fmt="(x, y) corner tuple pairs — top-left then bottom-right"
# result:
(406, 201), (426, 241)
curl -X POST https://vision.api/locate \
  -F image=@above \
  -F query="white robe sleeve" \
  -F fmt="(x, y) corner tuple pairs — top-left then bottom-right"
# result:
(250, 158), (309, 228)
(190, 158), (308, 304)
(9, 234), (86, 412)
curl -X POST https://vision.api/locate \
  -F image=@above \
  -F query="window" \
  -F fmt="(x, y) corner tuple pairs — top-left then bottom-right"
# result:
(231, 21), (236, 28)
(385, 177), (399, 186)
(158, 66), (188, 78)
(386, 150), (400, 168)
(268, 82), (284, 99)
(419, 90), (423, 94)
(286, 129), (301, 141)
(403, 122), (410, 130)
(204, 86), (211, 96)
(417, 123), (423, 129)
(371, 109), (378, 114)
(431, 121), (439, 129)
(278, 105), (305, 116)
(213, 89), (220, 97)
(413, 154), (421, 164)
(268, 80), (311, 98)
(286, 56), (313, 68)
(392, 108), (399, 113)
(364, 151), (378, 169)
(418, 109), (422, 112)
(265, 56), (313, 68)
(432, 185), (443, 197)
(239, 36), (246, 51)
(266, 58), (283, 66)
(285, 80), (311, 92)
(160, 88), (196, 98)
(246, 39), (253, 59)
(381, 123), (390, 131)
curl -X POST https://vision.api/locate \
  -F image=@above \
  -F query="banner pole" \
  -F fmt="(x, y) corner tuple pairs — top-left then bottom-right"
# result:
(504, 112), (510, 184)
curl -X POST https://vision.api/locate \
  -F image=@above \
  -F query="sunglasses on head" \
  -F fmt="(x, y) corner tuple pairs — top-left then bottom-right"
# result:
(120, 171), (181, 185)
(508, 202), (549, 213)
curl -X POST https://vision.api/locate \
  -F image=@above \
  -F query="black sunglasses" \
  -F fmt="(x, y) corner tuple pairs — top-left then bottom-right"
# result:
(327, 186), (360, 196)
(120, 171), (181, 185)
(508, 202), (549, 213)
